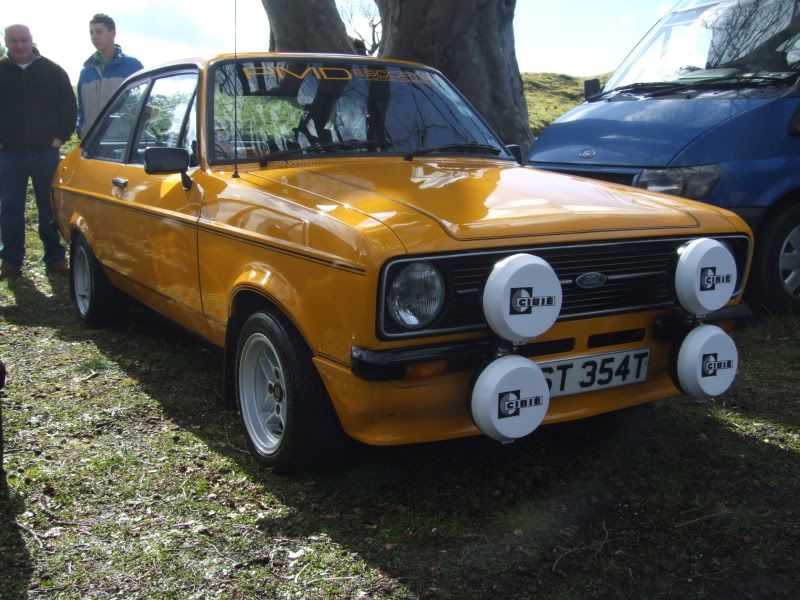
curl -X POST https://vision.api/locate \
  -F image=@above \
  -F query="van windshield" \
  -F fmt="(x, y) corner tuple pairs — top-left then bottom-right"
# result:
(605, 0), (800, 91)
(209, 59), (509, 164)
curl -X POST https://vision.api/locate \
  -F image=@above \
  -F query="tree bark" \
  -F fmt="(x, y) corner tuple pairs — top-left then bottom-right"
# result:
(261, 0), (355, 53)
(375, 0), (533, 153)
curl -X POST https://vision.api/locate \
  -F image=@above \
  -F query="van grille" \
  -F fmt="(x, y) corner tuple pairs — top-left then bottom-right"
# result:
(379, 235), (750, 338)
(556, 170), (637, 187)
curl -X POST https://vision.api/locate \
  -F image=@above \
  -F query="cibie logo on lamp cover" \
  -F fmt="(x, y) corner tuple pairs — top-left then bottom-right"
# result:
(699, 266), (733, 292)
(497, 389), (543, 419)
(701, 353), (734, 377)
(509, 287), (556, 315)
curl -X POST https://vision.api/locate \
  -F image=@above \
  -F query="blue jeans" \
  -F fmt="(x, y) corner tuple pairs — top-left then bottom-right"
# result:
(0, 147), (65, 268)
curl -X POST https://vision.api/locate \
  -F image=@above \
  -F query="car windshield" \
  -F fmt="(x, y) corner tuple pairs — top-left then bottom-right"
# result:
(604, 0), (800, 92)
(209, 59), (510, 163)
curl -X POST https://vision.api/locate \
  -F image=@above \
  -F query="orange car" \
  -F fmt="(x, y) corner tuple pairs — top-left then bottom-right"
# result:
(52, 54), (752, 472)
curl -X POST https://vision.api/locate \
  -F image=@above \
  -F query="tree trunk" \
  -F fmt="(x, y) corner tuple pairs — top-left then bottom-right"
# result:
(375, 0), (533, 153)
(261, 0), (355, 53)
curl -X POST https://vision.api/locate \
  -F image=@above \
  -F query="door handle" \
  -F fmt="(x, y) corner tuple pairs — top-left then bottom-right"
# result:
(112, 177), (128, 189)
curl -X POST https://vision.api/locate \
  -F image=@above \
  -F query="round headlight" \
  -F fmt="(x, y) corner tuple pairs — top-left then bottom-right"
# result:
(387, 262), (445, 330)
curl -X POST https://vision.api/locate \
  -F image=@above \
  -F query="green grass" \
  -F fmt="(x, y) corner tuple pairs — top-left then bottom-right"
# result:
(1, 85), (799, 598)
(523, 72), (610, 136)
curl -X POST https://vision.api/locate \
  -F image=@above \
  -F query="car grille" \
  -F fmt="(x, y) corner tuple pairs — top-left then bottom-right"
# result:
(379, 235), (750, 339)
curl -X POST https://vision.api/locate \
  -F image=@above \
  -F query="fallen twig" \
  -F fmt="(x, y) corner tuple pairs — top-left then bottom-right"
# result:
(303, 576), (358, 585)
(222, 441), (250, 454)
(233, 555), (273, 569)
(294, 563), (310, 583)
(674, 510), (734, 528)
(39, 502), (93, 527)
(15, 522), (44, 548)
(553, 522), (613, 572)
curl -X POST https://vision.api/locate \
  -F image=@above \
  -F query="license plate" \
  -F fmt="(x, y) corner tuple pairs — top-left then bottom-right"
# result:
(539, 348), (650, 398)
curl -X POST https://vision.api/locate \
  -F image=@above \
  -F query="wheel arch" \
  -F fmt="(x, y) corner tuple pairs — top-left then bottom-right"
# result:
(222, 287), (313, 409)
(66, 215), (98, 252)
(757, 188), (800, 234)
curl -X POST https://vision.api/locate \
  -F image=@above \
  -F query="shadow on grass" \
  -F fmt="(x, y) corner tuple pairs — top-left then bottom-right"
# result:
(2, 279), (799, 598)
(0, 474), (33, 599)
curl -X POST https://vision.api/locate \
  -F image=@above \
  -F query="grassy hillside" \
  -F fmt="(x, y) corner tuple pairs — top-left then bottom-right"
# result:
(523, 72), (611, 136)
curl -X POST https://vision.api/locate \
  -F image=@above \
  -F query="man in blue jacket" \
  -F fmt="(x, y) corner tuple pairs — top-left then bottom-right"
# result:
(0, 25), (76, 280)
(77, 14), (143, 137)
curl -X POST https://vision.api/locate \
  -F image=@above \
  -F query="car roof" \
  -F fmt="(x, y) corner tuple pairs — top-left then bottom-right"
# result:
(136, 53), (434, 75)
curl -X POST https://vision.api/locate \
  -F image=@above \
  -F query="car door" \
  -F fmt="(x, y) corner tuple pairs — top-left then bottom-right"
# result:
(112, 70), (208, 335)
(69, 81), (150, 270)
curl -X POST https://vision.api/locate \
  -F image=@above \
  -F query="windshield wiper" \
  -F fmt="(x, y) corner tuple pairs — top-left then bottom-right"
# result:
(404, 142), (503, 160)
(589, 81), (681, 100)
(647, 72), (799, 97)
(259, 139), (391, 167)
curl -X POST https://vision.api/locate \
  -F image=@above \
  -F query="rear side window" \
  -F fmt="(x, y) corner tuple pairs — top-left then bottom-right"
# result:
(83, 82), (148, 162)
(130, 73), (198, 164)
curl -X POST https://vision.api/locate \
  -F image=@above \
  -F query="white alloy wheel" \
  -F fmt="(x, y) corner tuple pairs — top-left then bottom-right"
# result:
(73, 244), (92, 318)
(238, 331), (288, 455)
(778, 223), (800, 299)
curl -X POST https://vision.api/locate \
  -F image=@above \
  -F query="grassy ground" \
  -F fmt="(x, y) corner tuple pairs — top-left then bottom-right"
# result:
(523, 72), (610, 136)
(1, 97), (799, 598)
(2, 240), (799, 600)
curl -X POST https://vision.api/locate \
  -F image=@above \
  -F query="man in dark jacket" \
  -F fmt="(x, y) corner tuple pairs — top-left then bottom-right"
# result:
(0, 24), (77, 280)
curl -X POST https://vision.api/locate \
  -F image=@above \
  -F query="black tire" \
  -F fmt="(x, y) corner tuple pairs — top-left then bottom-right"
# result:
(70, 235), (119, 325)
(754, 203), (800, 314)
(234, 310), (346, 473)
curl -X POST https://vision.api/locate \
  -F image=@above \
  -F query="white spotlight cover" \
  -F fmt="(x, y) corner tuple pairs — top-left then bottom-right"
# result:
(676, 324), (738, 398)
(482, 253), (562, 344)
(471, 355), (550, 442)
(675, 238), (737, 316)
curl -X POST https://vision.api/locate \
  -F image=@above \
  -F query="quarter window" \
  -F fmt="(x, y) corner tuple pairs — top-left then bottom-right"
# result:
(131, 73), (199, 164)
(83, 82), (148, 162)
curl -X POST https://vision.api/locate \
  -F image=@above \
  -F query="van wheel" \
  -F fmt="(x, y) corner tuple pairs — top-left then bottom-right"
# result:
(755, 203), (800, 314)
(70, 236), (118, 325)
(234, 310), (345, 473)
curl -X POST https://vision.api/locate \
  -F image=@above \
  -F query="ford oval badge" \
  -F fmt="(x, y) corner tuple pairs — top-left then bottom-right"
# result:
(575, 272), (608, 289)
(578, 148), (597, 160)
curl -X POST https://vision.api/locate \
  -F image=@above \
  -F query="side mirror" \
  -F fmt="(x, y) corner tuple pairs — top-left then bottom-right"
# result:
(506, 144), (524, 164)
(144, 147), (192, 190)
(584, 78), (601, 99)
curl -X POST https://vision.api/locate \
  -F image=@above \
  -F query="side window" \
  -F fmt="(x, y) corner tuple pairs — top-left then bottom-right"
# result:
(83, 82), (148, 162)
(131, 72), (198, 164)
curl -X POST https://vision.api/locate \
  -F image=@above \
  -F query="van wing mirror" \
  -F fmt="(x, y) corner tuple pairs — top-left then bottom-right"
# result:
(144, 147), (192, 190)
(584, 78), (601, 98)
(505, 144), (524, 164)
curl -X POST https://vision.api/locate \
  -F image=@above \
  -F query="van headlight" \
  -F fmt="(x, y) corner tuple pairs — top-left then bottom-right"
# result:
(387, 262), (445, 329)
(636, 165), (723, 199)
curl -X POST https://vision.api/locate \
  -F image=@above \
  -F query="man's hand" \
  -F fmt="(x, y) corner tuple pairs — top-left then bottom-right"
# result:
(51, 138), (62, 147)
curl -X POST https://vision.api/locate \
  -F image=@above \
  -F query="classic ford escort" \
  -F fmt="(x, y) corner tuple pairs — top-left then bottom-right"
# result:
(52, 54), (752, 471)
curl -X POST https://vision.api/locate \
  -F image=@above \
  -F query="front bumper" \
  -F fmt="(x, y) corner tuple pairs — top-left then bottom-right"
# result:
(352, 304), (752, 382)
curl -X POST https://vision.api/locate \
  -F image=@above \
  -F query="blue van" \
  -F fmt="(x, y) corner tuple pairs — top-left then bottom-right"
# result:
(529, 0), (800, 313)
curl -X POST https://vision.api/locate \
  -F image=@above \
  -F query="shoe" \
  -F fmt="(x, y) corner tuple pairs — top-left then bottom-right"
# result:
(45, 259), (69, 275)
(0, 263), (21, 280)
